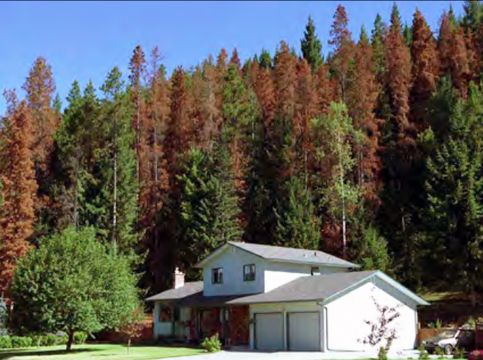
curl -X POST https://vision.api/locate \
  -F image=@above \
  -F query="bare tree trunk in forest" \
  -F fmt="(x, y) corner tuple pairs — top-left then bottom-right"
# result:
(136, 92), (140, 182)
(66, 330), (74, 352)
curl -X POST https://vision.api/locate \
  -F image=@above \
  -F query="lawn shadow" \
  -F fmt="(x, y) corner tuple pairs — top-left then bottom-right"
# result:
(0, 347), (98, 360)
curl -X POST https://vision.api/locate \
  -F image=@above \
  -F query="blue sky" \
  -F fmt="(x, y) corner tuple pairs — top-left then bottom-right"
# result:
(0, 1), (462, 112)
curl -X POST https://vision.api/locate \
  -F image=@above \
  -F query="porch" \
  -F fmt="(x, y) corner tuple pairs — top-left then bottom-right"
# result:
(154, 303), (250, 347)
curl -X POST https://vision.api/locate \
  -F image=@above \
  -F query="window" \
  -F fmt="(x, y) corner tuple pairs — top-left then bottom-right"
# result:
(212, 268), (223, 284)
(243, 264), (256, 281)
(311, 266), (320, 276)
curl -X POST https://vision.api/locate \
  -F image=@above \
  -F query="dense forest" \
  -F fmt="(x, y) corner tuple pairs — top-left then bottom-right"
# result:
(1, 1), (483, 302)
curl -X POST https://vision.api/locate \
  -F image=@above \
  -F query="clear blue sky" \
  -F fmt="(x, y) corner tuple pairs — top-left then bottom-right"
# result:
(0, 1), (462, 112)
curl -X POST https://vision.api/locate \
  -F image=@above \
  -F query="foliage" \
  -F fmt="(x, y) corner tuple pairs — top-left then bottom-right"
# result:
(201, 333), (222, 353)
(435, 346), (445, 358)
(8, 227), (140, 351)
(418, 345), (430, 360)
(378, 346), (388, 360)
(454, 346), (465, 359)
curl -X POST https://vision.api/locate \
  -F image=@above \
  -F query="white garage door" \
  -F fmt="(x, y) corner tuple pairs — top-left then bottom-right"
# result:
(255, 313), (284, 351)
(288, 312), (320, 351)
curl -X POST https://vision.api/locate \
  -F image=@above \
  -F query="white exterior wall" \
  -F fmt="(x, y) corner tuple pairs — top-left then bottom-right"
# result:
(264, 262), (348, 292)
(325, 282), (418, 351)
(249, 302), (324, 351)
(203, 246), (265, 296)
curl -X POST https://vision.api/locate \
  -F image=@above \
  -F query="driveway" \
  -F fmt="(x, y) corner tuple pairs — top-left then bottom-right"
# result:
(162, 349), (421, 360)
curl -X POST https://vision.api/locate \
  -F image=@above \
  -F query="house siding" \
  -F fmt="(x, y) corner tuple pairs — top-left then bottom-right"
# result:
(324, 281), (418, 351)
(202, 246), (265, 296)
(263, 261), (348, 292)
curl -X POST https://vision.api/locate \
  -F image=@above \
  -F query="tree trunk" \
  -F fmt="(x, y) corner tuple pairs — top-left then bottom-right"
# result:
(66, 330), (74, 352)
(112, 117), (118, 250)
(127, 338), (131, 354)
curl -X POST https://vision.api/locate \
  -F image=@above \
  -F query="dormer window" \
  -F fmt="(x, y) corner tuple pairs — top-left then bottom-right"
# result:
(212, 268), (223, 284)
(243, 264), (256, 281)
(311, 266), (320, 276)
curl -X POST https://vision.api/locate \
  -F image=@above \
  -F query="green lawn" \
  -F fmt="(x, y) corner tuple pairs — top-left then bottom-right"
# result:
(0, 344), (203, 360)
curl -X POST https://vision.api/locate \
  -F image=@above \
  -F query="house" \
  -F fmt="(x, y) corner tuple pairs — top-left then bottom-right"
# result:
(146, 241), (429, 352)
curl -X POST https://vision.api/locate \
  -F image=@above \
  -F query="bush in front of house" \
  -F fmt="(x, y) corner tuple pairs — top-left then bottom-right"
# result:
(0, 336), (11, 349)
(10, 336), (32, 348)
(418, 345), (429, 360)
(201, 333), (222, 353)
(454, 346), (465, 359)
(73, 332), (88, 345)
(468, 350), (483, 360)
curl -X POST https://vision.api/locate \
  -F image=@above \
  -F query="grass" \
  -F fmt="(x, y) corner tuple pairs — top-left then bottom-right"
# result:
(0, 344), (203, 360)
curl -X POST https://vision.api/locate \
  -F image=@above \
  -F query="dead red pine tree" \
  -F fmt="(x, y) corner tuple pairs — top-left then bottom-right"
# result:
(164, 67), (192, 186)
(347, 27), (381, 207)
(253, 66), (276, 128)
(438, 12), (453, 76)
(0, 99), (38, 297)
(229, 48), (241, 72)
(274, 41), (297, 122)
(410, 9), (439, 133)
(328, 4), (355, 101)
(450, 26), (471, 97)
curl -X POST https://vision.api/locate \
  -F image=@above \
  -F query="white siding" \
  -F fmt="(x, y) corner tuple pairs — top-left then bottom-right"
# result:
(264, 262), (348, 292)
(325, 282), (418, 351)
(249, 302), (324, 351)
(202, 246), (265, 296)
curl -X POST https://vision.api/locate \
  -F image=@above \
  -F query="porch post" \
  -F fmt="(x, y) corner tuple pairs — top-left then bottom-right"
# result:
(171, 305), (175, 336)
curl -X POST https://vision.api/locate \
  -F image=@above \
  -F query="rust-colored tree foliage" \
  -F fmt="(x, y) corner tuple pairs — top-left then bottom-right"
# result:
(253, 66), (276, 127)
(410, 9), (439, 132)
(450, 26), (471, 97)
(438, 12), (453, 76)
(164, 67), (192, 186)
(230, 48), (241, 71)
(329, 4), (354, 101)
(0, 100), (37, 296)
(274, 41), (297, 121)
(22, 57), (57, 171)
(347, 27), (381, 206)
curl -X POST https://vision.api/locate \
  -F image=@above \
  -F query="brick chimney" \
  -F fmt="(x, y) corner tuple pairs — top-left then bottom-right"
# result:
(173, 267), (185, 289)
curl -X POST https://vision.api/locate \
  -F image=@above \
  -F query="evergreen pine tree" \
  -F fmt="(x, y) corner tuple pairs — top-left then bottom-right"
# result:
(301, 16), (323, 72)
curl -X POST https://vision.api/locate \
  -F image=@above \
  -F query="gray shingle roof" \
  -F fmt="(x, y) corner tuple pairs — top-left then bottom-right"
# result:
(228, 241), (359, 268)
(145, 281), (203, 302)
(228, 270), (378, 305)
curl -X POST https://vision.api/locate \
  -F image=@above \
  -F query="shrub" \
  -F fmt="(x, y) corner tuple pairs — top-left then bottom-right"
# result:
(31, 335), (42, 347)
(378, 346), (388, 360)
(73, 332), (87, 345)
(453, 346), (465, 359)
(10, 336), (32, 348)
(0, 336), (11, 349)
(201, 333), (222, 353)
(42, 334), (64, 346)
(418, 345), (429, 360)
(435, 346), (445, 358)
(469, 350), (483, 360)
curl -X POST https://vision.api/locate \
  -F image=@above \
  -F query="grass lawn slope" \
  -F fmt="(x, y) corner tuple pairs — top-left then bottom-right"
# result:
(0, 344), (202, 360)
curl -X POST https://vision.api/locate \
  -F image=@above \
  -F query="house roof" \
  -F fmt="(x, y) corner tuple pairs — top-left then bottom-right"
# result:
(195, 241), (359, 268)
(228, 270), (429, 306)
(145, 270), (429, 307)
(145, 282), (203, 302)
(145, 281), (253, 308)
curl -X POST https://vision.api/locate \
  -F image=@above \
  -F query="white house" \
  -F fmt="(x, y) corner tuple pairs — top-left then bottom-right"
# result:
(146, 241), (429, 352)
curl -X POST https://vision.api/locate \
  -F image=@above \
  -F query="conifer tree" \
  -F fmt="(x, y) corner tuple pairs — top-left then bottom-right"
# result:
(0, 100), (37, 296)
(301, 16), (323, 72)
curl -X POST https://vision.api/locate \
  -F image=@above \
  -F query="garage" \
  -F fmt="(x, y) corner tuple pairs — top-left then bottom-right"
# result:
(255, 313), (284, 351)
(288, 312), (320, 351)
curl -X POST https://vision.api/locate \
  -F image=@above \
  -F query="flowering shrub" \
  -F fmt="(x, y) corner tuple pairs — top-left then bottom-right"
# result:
(468, 350), (483, 360)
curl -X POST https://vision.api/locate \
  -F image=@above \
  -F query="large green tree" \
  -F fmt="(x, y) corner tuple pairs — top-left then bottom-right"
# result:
(301, 16), (323, 72)
(9, 227), (140, 351)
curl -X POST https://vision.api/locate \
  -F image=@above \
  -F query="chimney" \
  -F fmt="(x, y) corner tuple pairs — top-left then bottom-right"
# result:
(173, 267), (185, 289)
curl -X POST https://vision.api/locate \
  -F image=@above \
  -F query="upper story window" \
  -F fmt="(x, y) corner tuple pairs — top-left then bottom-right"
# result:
(212, 268), (223, 284)
(243, 264), (256, 281)
(311, 266), (320, 276)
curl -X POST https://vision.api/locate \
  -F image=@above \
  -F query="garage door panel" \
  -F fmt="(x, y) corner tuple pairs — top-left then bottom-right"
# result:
(255, 313), (284, 351)
(288, 312), (320, 351)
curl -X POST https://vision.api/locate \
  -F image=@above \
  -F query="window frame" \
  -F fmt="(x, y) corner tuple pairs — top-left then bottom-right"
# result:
(212, 267), (223, 284)
(243, 264), (256, 282)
